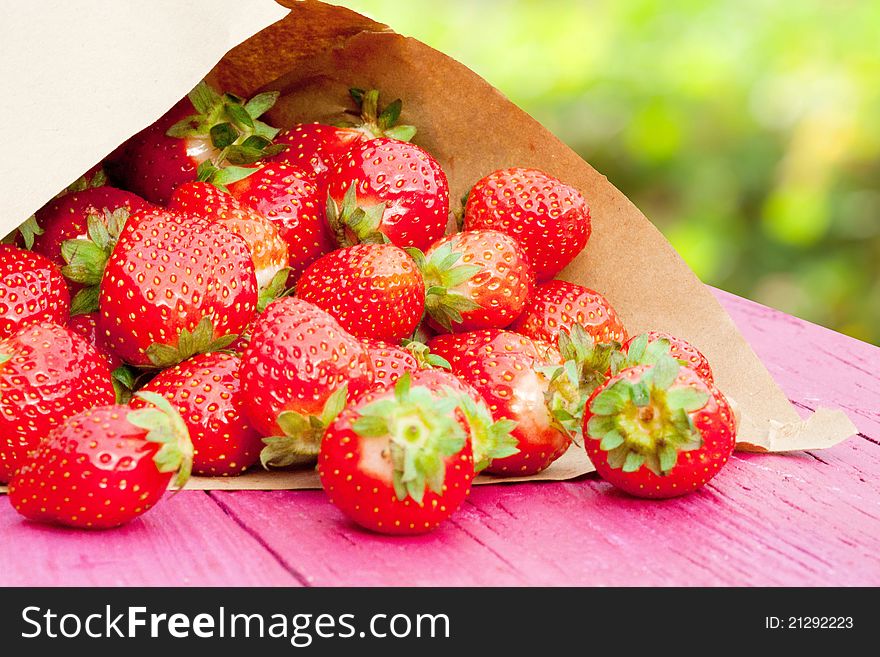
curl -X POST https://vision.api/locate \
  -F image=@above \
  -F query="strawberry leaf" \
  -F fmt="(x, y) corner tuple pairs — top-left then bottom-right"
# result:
(16, 216), (43, 250)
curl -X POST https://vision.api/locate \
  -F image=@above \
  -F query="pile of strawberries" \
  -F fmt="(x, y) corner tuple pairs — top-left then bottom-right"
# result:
(0, 84), (737, 534)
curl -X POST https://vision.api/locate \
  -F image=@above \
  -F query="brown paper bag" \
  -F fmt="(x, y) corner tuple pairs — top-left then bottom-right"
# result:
(0, 0), (856, 493)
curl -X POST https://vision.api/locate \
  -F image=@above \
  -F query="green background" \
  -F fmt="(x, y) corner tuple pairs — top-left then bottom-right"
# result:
(337, 0), (880, 345)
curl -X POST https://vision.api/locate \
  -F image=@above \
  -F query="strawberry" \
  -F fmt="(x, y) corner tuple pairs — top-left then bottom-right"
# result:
(583, 356), (736, 498)
(360, 338), (453, 390)
(413, 229), (534, 332)
(0, 322), (116, 482)
(512, 279), (626, 345)
(464, 167), (591, 281)
(98, 208), (257, 368)
(408, 368), (518, 473)
(8, 391), (193, 528)
(621, 331), (714, 384)
(228, 163), (333, 281)
(67, 312), (122, 371)
(318, 372), (475, 535)
(0, 245), (70, 339)
(133, 352), (262, 476)
(360, 339), (419, 389)
(30, 187), (151, 269)
(109, 82), (282, 204)
(270, 88), (416, 194)
(325, 138), (449, 251)
(168, 181), (289, 291)
(428, 329), (579, 476)
(239, 297), (374, 466)
(296, 243), (425, 342)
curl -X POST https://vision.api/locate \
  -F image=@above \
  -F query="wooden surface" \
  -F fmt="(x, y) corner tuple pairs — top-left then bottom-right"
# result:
(2, 289), (878, 586)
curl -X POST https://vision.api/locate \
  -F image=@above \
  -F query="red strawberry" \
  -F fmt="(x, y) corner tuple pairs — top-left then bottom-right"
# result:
(428, 330), (578, 476)
(360, 339), (419, 389)
(67, 312), (122, 371)
(228, 163), (333, 280)
(513, 280), (626, 345)
(8, 392), (193, 528)
(583, 357), (736, 498)
(621, 331), (714, 384)
(296, 243), (425, 342)
(98, 208), (257, 368)
(168, 182), (289, 290)
(269, 89), (416, 194)
(239, 297), (374, 466)
(414, 229), (534, 332)
(109, 82), (282, 204)
(133, 352), (262, 476)
(464, 167), (591, 281)
(0, 245), (70, 339)
(0, 322), (116, 482)
(318, 372), (475, 535)
(31, 187), (151, 269)
(325, 138), (449, 251)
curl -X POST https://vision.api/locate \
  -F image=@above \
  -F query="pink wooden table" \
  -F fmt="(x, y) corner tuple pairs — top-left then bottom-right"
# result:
(2, 289), (878, 586)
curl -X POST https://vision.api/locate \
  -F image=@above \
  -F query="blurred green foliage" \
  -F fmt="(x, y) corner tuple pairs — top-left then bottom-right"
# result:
(339, 0), (880, 344)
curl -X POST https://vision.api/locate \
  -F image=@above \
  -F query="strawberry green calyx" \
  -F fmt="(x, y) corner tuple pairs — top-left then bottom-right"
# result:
(541, 360), (586, 438)
(342, 88), (416, 142)
(62, 208), (131, 314)
(16, 216), (44, 250)
(145, 317), (238, 369)
(261, 384), (349, 468)
(612, 332), (673, 374)
(408, 243), (482, 331)
(353, 374), (466, 503)
(0, 353), (12, 366)
(448, 387), (518, 472)
(167, 81), (284, 189)
(65, 168), (107, 194)
(257, 267), (292, 313)
(127, 390), (194, 489)
(402, 339), (451, 370)
(558, 324), (622, 396)
(325, 185), (388, 247)
(587, 356), (710, 476)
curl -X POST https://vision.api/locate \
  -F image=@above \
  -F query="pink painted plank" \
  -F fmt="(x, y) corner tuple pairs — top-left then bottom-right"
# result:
(0, 491), (299, 586)
(208, 490), (530, 586)
(712, 288), (880, 437)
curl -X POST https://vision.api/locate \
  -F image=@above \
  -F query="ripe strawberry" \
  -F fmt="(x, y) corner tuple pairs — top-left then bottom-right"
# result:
(67, 312), (122, 371)
(270, 88), (416, 194)
(428, 330), (579, 476)
(229, 163), (333, 281)
(239, 297), (374, 466)
(0, 322), (115, 482)
(0, 245), (70, 339)
(464, 167), (591, 281)
(360, 339), (419, 389)
(109, 82), (282, 204)
(512, 279), (627, 345)
(413, 229), (534, 332)
(621, 331), (714, 384)
(133, 352), (262, 476)
(360, 338), (452, 390)
(583, 357), (736, 498)
(168, 182), (288, 290)
(318, 372), (475, 535)
(408, 368), (518, 473)
(8, 392), (193, 528)
(325, 138), (449, 251)
(31, 187), (151, 270)
(98, 208), (257, 368)
(296, 243), (425, 342)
